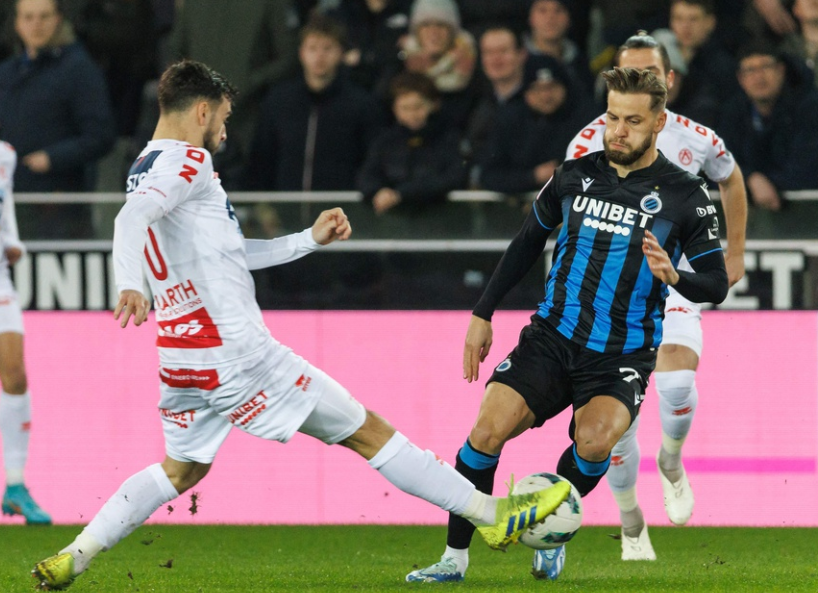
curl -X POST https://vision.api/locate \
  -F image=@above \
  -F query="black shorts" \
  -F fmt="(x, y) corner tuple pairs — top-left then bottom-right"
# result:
(487, 315), (656, 428)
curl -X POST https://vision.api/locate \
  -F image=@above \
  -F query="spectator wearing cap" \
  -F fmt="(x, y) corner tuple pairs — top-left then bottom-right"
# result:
(357, 71), (466, 215)
(479, 54), (595, 193)
(463, 25), (527, 183)
(718, 41), (818, 210)
(386, 0), (477, 129)
(649, 0), (738, 127)
(525, 0), (594, 94)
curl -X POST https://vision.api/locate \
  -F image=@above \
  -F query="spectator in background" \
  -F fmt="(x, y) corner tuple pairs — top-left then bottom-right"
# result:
(719, 42), (818, 210)
(650, 0), (738, 125)
(358, 71), (465, 215)
(463, 25), (527, 185)
(782, 0), (818, 88)
(246, 13), (383, 191)
(525, 0), (594, 94)
(480, 54), (595, 194)
(75, 0), (157, 137)
(394, 0), (477, 129)
(321, 0), (412, 91)
(454, 0), (529, 38)
(0, 0), (115, 238)
(169, 0), (300, 186)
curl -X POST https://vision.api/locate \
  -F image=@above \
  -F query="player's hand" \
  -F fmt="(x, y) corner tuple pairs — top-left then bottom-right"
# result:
(114, 289), (150, 328)
(372, 188), (401, 215)
(747, 172), (782, 211)
(22, 150), (51, 173)
(463, 315), (493, 383)
(4, 247), (22, 266)
(643, 229), (679, 285)
(311, 207), (352, 245)
(725, 251), (745, 287)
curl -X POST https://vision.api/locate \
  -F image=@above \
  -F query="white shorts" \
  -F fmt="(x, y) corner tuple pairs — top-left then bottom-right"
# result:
(160, 341), (366, 464)
(661, 288), (703, 357)
(0, 293), (23, 335)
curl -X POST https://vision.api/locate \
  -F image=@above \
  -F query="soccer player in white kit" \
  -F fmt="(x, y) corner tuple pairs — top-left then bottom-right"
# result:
(0, 141), (51, 525)
(562, 32), (747, 563)
(31, 60), (569, 590)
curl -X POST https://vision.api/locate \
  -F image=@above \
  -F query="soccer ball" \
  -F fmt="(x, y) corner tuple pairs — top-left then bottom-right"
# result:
(511, 472), (583, 550)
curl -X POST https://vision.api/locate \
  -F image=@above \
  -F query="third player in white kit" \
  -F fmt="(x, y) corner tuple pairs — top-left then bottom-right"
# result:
(565, 32), (747, 562)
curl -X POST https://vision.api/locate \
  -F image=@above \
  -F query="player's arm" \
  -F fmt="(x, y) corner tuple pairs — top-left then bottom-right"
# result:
(716, 164), (747, 287)
(244, 208), (351, 270)
(466, 181), (559, 381)
(643, 230), (727, 303)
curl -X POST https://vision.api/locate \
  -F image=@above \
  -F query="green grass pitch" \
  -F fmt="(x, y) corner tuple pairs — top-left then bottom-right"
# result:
(2, 524), (816, 592)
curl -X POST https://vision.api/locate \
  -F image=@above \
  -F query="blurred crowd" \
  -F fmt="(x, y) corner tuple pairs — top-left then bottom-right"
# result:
(1, 0), (817, 238)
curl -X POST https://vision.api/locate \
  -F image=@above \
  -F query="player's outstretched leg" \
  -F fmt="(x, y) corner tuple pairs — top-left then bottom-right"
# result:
(406, 440), (499, 583)
(0, 391), (51, 525)
(656, 370), (697, 525)
(605, 416), (656, 560)
(532, 545), (565, 580)
(32, 463), (179, 590)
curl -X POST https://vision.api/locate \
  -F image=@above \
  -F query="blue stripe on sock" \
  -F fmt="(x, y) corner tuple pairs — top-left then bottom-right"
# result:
(460, 439), (500, 470)
(572, 443), (611, 477)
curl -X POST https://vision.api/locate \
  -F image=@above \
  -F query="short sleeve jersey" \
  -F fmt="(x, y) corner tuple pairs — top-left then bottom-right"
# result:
(565, 108), (736, 182)
(533, 152), (722, 354)
(125, 139), (276, 368)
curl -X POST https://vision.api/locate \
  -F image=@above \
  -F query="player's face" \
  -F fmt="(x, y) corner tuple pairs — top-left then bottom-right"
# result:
(299, 33), (343, 80)
(480, 30), (525, 84)
(670, 1), (716, 50)
(603, 91), (664, 167)
(393, 91), (434, 131)
(416, 21), (454, 56)
(15, 0), (60, 52)
(529, 0), (570, 41)
(617, 48), (669, 83)
(737, 54), (785, 103)
(203, 98), (231, 155)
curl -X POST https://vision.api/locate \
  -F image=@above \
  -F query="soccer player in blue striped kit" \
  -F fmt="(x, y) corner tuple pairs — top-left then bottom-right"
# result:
(407, 66), (728, 584)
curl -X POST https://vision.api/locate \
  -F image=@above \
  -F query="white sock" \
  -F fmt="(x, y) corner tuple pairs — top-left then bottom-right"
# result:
(656, 370), (698, 443)
(368, 432), (478, 518)
(606, 415), (641, 497)
(443, 545), (469, 574)
(0, 391), (31, 485)
(63, 464), (178, 574)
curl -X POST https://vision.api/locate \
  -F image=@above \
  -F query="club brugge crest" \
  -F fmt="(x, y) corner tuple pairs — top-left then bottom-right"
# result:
(640, 191), (662, 214)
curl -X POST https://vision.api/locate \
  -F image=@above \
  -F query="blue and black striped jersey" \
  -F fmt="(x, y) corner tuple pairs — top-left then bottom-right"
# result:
(533, 151), (722, 354)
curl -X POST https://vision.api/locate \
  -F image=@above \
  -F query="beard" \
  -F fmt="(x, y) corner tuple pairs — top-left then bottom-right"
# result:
(203, 130), (222, 155)
(603, 133), (653, 166)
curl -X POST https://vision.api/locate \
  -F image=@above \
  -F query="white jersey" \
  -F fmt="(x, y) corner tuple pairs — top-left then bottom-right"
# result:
(114, 139), (317, 369)
(0, 141), (24, 294)
(565, 108), (736, 183)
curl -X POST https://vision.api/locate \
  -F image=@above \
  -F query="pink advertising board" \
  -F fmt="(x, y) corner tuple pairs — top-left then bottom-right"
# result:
(4, 310), (816, 527)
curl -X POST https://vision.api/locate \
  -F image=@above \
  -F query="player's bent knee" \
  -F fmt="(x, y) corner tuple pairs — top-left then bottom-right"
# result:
(338, 410), (395, 459)
(0, 366), (27, 394)
(161, 459), (211, 494)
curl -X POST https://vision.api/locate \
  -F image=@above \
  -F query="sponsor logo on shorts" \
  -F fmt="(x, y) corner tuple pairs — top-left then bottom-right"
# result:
(160, 408), (197, 429)
(665, 306), (693, 314)
(159, 368), (220, 390)
(295, 374), (312, 392)
(227, 390), (269, 426)
(496, 359), (512, 372)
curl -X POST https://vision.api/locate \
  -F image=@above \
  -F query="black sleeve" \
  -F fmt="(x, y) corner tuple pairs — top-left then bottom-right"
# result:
(472, 207), (554, 320)
(673, 249), (728, 304)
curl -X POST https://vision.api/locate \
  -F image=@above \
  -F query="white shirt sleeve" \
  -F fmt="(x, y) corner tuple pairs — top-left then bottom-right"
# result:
(700, 129), (736, 183)
(0, 146), (23, 257)
(113, 194), (165, 293)
(244, 229), (320, 271)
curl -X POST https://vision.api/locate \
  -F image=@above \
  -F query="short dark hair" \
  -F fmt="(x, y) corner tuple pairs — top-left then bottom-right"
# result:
(480, 25), (524, 50)
(736, 40), (782, 64)
(300, 12), (347, 48)
(602, 66), (667, 113)
(15, 0), (62, 14)
(157, 60), (238, 114)
(389, 71), (439, 102)
(613, 31), (672, 76)
(670, 0), (715, 15)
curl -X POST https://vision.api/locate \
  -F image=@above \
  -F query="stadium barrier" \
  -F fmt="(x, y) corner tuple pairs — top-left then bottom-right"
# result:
(7, 309), (817, 527)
